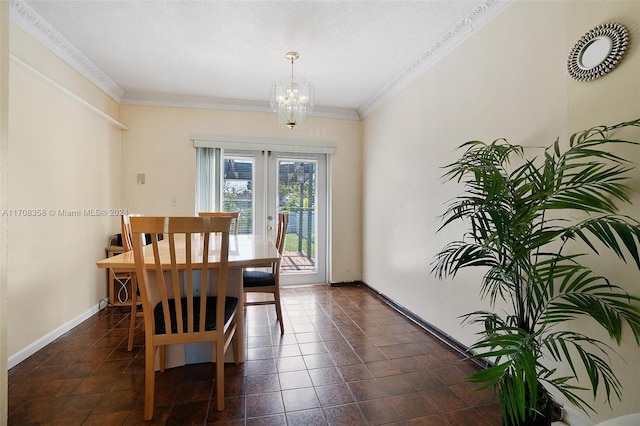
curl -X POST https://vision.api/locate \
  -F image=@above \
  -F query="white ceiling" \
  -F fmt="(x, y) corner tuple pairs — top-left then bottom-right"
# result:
(11, 0), (511, 120)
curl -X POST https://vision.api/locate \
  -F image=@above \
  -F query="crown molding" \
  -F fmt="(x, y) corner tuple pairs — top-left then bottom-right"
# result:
(121, 91), (360, 121)
(313, 106), (361, 121)
(11, 54), (127, 129)
(121, 91), (269, 113)
(9, 0), (125, 101)
(357, 0), (513, 119)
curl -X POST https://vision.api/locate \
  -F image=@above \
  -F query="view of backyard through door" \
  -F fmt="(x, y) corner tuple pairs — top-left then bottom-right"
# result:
(222, 151), (327, 285)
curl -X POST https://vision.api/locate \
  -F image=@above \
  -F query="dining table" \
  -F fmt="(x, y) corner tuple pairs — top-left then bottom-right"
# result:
(96, 233), (280, 368)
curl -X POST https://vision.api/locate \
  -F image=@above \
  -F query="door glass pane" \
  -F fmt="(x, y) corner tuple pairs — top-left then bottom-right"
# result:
(278, 160), (317, 274)
(223, 155), (254, 234)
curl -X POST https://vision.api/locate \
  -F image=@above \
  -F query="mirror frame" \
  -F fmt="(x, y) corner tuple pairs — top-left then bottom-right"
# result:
(567, 23), (629, 82)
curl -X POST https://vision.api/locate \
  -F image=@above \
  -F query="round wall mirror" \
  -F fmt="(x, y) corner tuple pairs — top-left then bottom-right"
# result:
(567, 23), (629, 81)
(578, 37), (612, 69)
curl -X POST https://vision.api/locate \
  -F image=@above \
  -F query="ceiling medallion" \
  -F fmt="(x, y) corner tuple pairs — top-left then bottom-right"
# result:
(567, 23), (629, 82)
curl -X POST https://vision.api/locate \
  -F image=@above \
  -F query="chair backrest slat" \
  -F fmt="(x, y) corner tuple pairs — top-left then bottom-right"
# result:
(276, 213), (289, 255)
(122, 213), (146, 252)
(271, 213), (288, 274)
(121, 214), (133, 252)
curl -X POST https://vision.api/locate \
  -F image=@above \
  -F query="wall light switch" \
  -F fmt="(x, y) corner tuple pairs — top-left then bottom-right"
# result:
(137, 173), (145, 184)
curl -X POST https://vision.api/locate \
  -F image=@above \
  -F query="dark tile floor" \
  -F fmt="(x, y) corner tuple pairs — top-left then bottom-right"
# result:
(8, 284), (501, 425)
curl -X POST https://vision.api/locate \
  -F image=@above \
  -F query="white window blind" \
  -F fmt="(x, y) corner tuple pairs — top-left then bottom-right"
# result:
(195, 147), (220, 213)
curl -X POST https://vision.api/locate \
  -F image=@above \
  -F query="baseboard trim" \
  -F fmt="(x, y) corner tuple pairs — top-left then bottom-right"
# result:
(351, 281), (487, 368)
(8, 303), (101, 369)
(329, 280), (362, 288)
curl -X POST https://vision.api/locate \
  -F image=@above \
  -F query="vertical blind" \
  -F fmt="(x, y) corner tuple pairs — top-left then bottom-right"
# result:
(195, 147), (219, 213)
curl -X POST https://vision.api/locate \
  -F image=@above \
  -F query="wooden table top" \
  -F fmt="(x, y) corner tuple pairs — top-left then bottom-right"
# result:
(96, 234), (279, 270)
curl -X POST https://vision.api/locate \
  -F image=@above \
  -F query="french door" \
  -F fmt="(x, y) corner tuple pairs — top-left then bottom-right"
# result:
(222, 150), (327, 285)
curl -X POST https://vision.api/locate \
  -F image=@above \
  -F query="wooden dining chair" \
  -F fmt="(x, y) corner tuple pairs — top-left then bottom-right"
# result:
(243, 213), (288, 334)
(198, 211), (240, 235)
(121, 213), (145, 351)
(130, 216), (239, 420)
(111, 219), (134, 307)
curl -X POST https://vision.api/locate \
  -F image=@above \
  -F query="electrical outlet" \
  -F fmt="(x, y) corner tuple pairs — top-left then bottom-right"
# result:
(171, 196), (177, 207)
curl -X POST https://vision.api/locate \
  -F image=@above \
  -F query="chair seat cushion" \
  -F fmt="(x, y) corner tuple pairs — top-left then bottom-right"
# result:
(153, 296), (238, 335)
(243, 270), (276, 288)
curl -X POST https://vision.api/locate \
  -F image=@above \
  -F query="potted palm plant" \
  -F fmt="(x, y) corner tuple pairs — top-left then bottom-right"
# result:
(432, 119), (640, 426)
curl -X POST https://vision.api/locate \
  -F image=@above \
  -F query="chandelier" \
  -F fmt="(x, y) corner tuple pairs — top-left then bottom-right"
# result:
(270, 51), (314, 130)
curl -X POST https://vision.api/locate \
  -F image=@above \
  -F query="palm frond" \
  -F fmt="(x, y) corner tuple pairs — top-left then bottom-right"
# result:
(431, 241), (497, 280)
(568, 216), (640, 269)
(542, 331), (623, 404)
(538, 369), (593, 413)
(432, 119), (640, 421)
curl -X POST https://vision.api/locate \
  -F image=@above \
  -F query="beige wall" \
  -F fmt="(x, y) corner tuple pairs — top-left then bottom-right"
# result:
(118, 105), (362, 284)
(563, 3), (640, 423)
(1, 1), (9, 423)
(362, 1), (640, 423)
(7, 25), (122, 360)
